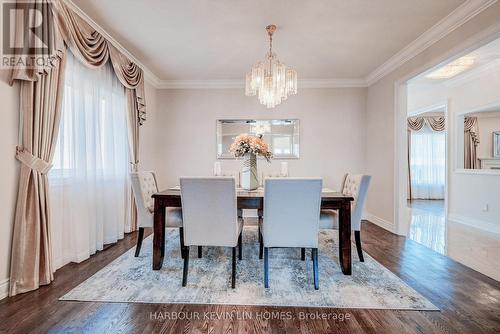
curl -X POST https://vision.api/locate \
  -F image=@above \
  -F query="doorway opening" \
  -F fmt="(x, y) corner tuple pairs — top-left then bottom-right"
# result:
(394, 28), (500, 258)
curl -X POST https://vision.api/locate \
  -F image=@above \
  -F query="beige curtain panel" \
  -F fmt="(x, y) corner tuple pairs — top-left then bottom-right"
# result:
(464, 117), (480, 169)
(9, 0), (146, 296)
(8, 0), (67, 297)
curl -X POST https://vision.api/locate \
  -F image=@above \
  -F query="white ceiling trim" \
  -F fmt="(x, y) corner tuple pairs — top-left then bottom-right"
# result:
(365, 0), (498, 86)
(299, 79), (367, 88)
(66, 0), (497, 90)
(156, 80), (244, 89)
(155, 78), (367, 89)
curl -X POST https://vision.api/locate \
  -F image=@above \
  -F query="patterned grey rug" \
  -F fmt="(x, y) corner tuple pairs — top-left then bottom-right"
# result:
(61, 227), (437, 310)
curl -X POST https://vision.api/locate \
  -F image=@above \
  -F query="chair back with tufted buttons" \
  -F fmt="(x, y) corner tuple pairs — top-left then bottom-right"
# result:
(341, 174), (371, 231)
(130, 171), (159, 228)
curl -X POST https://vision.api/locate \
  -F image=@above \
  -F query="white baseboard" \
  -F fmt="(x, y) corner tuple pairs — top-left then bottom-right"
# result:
(364, 213), (395, 233)
(0, 278), (9, 300)
(448, 213), (500, 236)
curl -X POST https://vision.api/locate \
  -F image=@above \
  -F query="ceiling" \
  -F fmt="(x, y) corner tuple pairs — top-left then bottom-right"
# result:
(410, 37), (500, 85)
(71, 0), (465, 81)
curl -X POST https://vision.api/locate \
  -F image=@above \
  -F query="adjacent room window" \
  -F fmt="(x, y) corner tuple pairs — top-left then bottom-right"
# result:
(49, 50), (130, 269)
(410, 126), (446, 199)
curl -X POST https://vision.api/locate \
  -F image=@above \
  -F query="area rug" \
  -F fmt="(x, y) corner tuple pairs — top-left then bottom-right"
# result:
(60, 227), (438, 310)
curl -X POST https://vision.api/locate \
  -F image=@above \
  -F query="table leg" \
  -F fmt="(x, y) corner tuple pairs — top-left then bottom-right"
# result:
(338, 202), (352, 275)
(153, 199), (165, 270)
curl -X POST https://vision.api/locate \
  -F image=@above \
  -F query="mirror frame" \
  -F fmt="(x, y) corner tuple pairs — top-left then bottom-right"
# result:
(216, 119), (300, 159)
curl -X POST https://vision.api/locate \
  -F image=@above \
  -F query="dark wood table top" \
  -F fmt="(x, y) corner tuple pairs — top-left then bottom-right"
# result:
(153, 187), (354, 201)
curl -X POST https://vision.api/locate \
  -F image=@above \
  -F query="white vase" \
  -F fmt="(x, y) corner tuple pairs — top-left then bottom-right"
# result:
(241, 153), (258, 190)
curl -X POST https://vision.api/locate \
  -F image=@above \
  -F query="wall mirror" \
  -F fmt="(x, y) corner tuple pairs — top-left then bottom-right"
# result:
(217, 119), (299, 159)
(457, 106), (500, 170)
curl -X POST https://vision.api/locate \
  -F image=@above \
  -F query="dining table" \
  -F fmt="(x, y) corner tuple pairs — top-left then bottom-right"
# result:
(152, 187), (354, 275)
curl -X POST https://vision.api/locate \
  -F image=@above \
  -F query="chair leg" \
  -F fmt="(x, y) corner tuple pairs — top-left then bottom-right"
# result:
(301, 248), (306, 261)
(264, 247), (269, 288)
(198, 246), (202, 258)
(355, 230), (364, 262)
(134, 227), (145, 257)
(238, 232), (242, 260)
(179, 227), (185, 259)
(232, 247), (237, 289)
(312, 248), (319, 290)
(182, 246), (189, 287)
(258, 227), (263, 260)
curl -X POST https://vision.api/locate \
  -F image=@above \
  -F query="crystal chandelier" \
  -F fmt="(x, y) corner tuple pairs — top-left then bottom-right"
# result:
(245, 25), (297, 108)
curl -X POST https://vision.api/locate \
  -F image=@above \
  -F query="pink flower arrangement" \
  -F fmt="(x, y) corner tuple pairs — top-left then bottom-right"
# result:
(230, 133), (273, 162)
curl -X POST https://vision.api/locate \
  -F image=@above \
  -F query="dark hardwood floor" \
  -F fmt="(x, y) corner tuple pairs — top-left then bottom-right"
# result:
(1, 221), (500, 333)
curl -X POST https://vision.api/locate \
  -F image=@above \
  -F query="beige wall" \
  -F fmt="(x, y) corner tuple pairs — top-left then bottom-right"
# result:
(153, 88), (367, 192)
(365, 1), (500, 232)
(0, 70), (19, 299)
(140, 81), (160, 171)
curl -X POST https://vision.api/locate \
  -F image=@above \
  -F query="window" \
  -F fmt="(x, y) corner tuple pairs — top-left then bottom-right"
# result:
(49, 50), (130, 269)
(410, 126), (446, 199)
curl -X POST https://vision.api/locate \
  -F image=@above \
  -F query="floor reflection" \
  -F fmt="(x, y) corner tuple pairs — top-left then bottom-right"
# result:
(406, 200), (500, 281)
(407, 200), (446, 255)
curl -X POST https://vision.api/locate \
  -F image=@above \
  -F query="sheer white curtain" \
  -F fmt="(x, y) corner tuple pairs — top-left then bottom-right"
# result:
(49, 50), (130, 269)
(410, 126), (446, 199)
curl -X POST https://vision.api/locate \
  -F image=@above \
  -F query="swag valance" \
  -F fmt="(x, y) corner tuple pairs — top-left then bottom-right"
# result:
(407, 116), (445, 132)
(8, 0), (144, 296)
(10, 0), (147, 125)
(464, 116), (480, 146)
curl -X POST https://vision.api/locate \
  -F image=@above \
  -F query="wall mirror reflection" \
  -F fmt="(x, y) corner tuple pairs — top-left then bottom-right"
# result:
(457, 106), (500, 170)
(217, 119), (299, 159)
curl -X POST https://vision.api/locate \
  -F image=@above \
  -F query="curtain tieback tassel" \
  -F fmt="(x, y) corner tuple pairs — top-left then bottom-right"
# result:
(15, 146), (52, 174)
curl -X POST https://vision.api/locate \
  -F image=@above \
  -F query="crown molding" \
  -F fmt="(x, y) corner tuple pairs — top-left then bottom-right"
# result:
(154, 78), (368, 89)
(155, 79), (244, 89)
(408, 102), (447, 117)
(299, 79), (367, 88)
(365, 0), (498, 86)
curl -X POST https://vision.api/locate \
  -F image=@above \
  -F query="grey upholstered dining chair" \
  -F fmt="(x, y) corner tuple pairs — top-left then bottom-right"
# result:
(260, 178), (322, 290)
(179, 177), (243, 288)
(130, 171), (183, 257)
(320, 174), (371, 262)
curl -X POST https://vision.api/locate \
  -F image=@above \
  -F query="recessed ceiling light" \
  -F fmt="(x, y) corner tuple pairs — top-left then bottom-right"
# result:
(425, 55), (476, 79)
